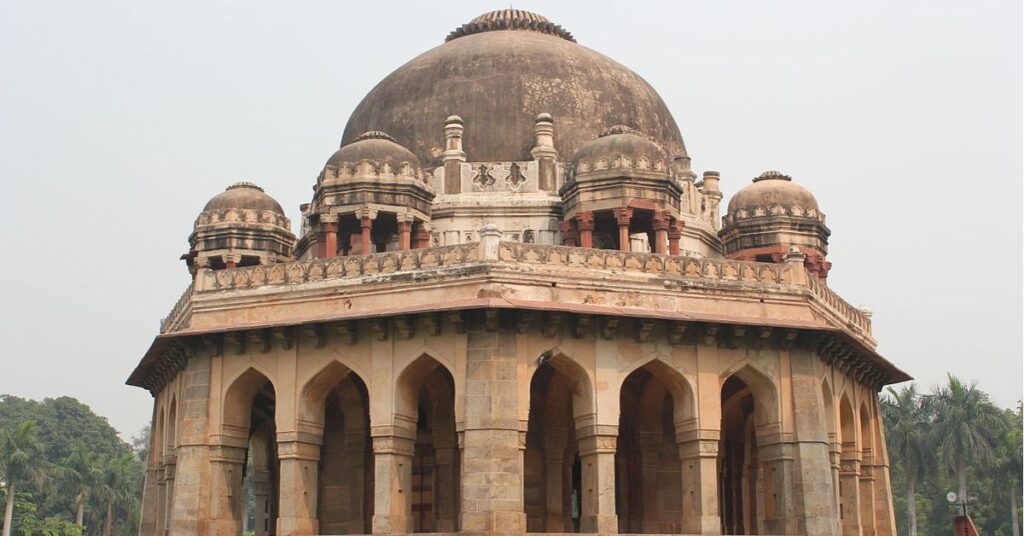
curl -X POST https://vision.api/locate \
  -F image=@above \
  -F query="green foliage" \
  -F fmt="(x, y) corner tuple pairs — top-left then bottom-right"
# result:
(0, 395), (144, 536)
(883, 376), (1022, 536)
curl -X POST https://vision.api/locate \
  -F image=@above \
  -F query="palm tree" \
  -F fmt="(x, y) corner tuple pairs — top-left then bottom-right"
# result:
(0, 421), (52, 536)
(924, 374), (1006, 506)
(63, 443), (103, 527)
(882, 384), (932, 536)
(991, 404), (1023, 536)
(95, 452), (140, 536)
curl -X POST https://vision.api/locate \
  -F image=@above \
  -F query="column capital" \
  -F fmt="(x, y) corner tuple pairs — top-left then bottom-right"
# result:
(577, 432), (617, 456)
(677, 438), (720, 459)
(371, 435), (416, 457)
(576, 211), (595, 231)
(653, 210), (671, 231)
(319, 212), (338, 224)
(612, 206), (634, 226)
(357, 206), (378, 222)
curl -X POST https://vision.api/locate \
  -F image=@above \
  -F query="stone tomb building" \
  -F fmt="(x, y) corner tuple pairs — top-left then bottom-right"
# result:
(129, 9), (909, 536)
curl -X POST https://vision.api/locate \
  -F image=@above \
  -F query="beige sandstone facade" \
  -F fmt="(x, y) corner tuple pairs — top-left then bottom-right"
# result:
(129, 9), (908, 535)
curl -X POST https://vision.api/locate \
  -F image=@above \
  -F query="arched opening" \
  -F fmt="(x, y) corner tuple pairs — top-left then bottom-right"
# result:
(821, 381), (840, 517)
(859, 403), (876, 531)
(615, 362), (687, 534)
(718, 375), (761, 535)
(223, 369), (279, 536)
(164, 397), (177, 534)
(396, 356), (459, 533)
(309, 366), (374, 534)
(153, 407), (166, 531)
(838, 394), (860, 533)
(524, 357), (593, 533)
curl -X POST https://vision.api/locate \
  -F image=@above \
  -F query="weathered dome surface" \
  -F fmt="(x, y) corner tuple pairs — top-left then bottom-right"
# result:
(727, 171), (819, 215)
(326, 131), (422, 171)
(342, 10), (686, 166)
(572, 126), (669, 170)
(202, 182), (286, 215)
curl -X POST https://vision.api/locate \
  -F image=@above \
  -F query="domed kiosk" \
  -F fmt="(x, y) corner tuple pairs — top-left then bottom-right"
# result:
(131, 10), (907, 536)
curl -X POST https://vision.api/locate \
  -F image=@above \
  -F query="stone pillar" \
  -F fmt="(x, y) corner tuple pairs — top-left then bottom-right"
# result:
(543, 433), (567, 532)
(252, 469), (273, 535)
(435, 446), (458, 532)
(559, 220), (578, 247)
(531, 113), (558, 191)
(758, 440), (798, 535)
(612, 207), (633, 252)
(443, 115), (466, 194)
(678, 437), (722, 535)
(577, 430), (618, 535)
(576, 212), (594, 249)
(371, 431), (415, 534)
(413, 222), (432, 249)
(208, 445), (246, 536)
(460, 325), (526, 535)
(668, 218), (683, 256)
(163, 454), (177, 535)
(276, 439), (320, 535)
(701, 171), (723, 229)
(397, 214), (413, 251)
(169, 355), (212, 533)
(859, 453), (877, 536)
(139, 466), (162, 535)
(358, 207), (377, 255)
(222, 254), (240, 270)
(652, 211), (670, 255)
(638, 438), (661, 533)
(839, 453), (863, 535)
(321, 214), (338, 258)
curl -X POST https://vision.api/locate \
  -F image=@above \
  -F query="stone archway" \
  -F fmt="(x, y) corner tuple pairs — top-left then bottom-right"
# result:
(298, 361), (374, 535)
(524, 354), (596, 533)
(395, 354), (459, 533)
(838, 393), (861, 535)
(615, 362), (688, 534)
(220, 368), (279, 535)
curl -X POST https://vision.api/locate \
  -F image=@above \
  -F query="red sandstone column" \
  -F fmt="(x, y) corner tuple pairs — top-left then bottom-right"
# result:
(321, 214), (338, 258)
(222, 254), (239, 269)
(668, 219), (683, 256)
(397, 215), (413, 251)
(613, 206), (634, 252)
(559, 220), (579, 247)
(413, 222), (431, 249)
(358, 207), (376, 255)
(576, 211), (595, 248)
(652, 211), (670, 254)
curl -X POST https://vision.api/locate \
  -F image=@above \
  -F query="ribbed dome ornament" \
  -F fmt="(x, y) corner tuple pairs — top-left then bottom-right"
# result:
(445, 9), (576, 43)
(225, 181), (265, 192)
(753, 170), (792, 182)
(356, 130), (398, 143)
(599, 125), (642, 138)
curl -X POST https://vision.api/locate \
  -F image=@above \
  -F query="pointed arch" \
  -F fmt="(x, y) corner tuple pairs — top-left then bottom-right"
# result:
(859, 402), (873, 460)
(153, 405), (165, 464)
(720, 362), (780, 427)
(222, 367), (275, 435)
(621, 355), (696, 423)
(537, 350), (596, 422)
(821, 379), (836, 440)
(298, 359), (363, 426)
(165, 395), (178, 453)
(838, 393), (856, 452)
(395, 353), (451, 423)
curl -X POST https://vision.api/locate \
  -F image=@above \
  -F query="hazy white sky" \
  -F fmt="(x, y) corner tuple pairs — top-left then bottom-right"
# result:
(1, 1), (1020, 440)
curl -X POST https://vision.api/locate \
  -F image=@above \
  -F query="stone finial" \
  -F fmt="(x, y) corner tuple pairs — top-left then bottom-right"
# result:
(701, 170), (721, 192)
(443, 115), (466, 160)
(673, 156), (696, 182)
(532, 113), (555, 151)
(858, 304), (874, 319)
(785, 245), (806, 263)
(479, 223), (502, 260)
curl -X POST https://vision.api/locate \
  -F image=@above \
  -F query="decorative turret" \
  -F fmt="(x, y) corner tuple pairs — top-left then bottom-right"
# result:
(560, 126), (684, 253)
(296, 131), (435, 259)
(719, 170), (831, 279)
(184, 182), (295, 274)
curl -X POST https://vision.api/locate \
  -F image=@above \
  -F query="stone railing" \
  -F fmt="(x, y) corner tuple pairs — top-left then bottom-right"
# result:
(178, 237), (870, 339)
(807, 274), (872, 334)
(497, 241), (790, 285)
(160, 281), (194, 334)
(197, 243), (479, 291)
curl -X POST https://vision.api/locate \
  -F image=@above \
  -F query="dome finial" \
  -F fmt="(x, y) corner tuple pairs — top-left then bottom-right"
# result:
(446, 9), (576, 42)
(753, 170), (792, 182)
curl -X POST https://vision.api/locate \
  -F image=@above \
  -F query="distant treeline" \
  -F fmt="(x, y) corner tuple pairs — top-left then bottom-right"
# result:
(0, 395), (145, 536)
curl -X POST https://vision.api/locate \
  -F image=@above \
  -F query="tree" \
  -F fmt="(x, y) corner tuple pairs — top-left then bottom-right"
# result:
(990, 404), (1023, 536)
(0, 421), (52, 536)
(883, 384), (933, 536)
(95, 453), (140, 536)
(62, 443), (102, 527)
(925, 374), (1007, 505)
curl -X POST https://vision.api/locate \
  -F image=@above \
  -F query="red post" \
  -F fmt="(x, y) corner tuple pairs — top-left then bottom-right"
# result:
(398, 218), (412, 251)
(322, 214), (338, 258)
(560, 220), (579, 247)
(652, 211), (670, 254)
(613, 206), (634, 252)
(668, 218), (683, 256)
(576, 212), (594, 249)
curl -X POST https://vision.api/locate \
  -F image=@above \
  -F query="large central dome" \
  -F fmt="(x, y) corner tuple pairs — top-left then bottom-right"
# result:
(342, 9), (686, 167)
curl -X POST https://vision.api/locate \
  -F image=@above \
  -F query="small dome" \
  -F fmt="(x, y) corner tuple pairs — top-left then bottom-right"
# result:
(572, 126), (669, 174)
(202, 182), (286, 215)
(327, 131), (422, 172)
(727, 171), (819, 215)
